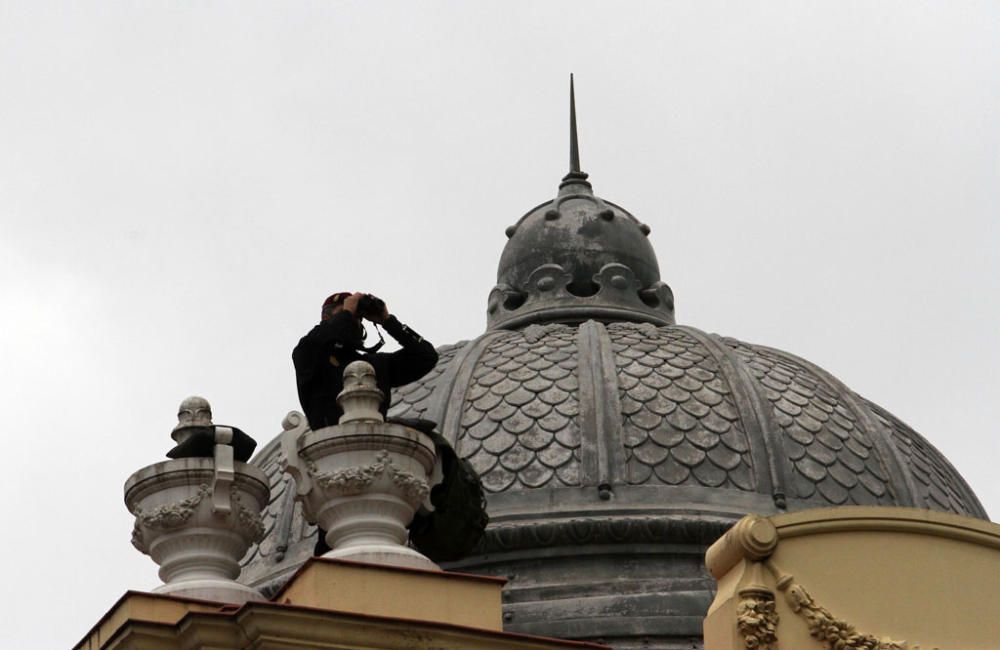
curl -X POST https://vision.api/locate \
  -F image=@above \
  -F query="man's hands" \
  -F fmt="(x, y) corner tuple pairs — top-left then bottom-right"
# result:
(341, 292), (364, 315)
(370, 301), (390, 325)
(341, 292), (390, 324)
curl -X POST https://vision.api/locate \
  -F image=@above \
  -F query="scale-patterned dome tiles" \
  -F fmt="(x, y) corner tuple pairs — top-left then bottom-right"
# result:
(388, 342), (465, 420)
(456, 326), (582, 493)
(720, 338), (893, 506)
(866, 400), (987, 517)
(606, 323), (755, 490)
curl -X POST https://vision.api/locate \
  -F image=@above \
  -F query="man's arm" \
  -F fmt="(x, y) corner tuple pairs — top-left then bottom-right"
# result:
(380, 315), (439, 387)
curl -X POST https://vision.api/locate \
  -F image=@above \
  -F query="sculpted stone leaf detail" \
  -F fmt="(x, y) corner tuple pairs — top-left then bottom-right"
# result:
(233, 493), (266, 543)
(782, 580), (909, 650)
(135, 484), (210, 529)
(388, 465), (432, 503)
(737, 593), (778, 650)
(309, 450), (429, 503)
(310, 459), (380, 494)
(131, 484), (211, 552)
(133, 485), (265, 552)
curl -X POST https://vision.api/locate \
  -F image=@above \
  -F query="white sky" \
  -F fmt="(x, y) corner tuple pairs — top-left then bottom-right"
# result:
(1, 2), (998, 647)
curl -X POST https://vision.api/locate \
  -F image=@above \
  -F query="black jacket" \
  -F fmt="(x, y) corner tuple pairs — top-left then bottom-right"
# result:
(292, 311), (438, 430)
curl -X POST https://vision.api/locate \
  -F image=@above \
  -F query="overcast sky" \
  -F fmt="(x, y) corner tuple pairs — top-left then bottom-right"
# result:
(2, 2), (998, 647)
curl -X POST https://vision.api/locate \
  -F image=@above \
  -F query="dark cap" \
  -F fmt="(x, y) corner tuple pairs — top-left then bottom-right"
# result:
(322, 292), (352, 313)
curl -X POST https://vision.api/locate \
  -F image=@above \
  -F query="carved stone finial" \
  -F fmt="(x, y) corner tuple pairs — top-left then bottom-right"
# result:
(172, 396), (213, 443)
(337, 361), (385, 424)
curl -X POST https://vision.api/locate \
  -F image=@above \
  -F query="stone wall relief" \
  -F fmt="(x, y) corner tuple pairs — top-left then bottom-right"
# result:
(710, 515), (938, 650)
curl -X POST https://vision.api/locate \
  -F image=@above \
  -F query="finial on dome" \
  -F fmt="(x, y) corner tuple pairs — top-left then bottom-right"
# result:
(570, 73), (580, 174)
(561, 73), (591, 193)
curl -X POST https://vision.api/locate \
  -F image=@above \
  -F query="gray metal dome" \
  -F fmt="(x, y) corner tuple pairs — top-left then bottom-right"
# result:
(241, 317), (986, 647)
(404, 323), (985, 517)
(240, 83), (986, 649)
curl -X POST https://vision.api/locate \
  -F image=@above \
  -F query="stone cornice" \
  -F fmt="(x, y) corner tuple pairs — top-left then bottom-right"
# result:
(466, 514), (734, 556)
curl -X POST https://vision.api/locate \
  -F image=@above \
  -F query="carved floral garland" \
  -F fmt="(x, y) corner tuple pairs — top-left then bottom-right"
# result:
(131, 484), (265, 552)
(131, 484), (210, 552)
(736, 591), (779, 650)
(779, 578), (907, 650)
(309, 450), (429, 503)
(233, 492), (265, 542)
(766, 569), (942, 650)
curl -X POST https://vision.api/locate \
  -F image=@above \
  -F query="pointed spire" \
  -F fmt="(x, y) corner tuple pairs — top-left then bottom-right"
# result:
(570, 73), (580, 174)
(561, 73), (592, 194)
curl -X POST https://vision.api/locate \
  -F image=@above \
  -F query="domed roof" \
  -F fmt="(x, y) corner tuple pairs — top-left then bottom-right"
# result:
(240, 80), (986, 647)
(386, 322), (984, 517)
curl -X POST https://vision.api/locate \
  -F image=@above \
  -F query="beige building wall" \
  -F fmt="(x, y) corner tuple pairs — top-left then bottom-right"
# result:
(704, 507), (1000, 650)
(76, 558), (610, 650)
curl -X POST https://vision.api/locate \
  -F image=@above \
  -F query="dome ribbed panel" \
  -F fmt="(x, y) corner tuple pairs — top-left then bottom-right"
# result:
(606, 323), (755, 491)
(866, 400), (988, 518)
(388, 342), (465, 420)
(719, 338), (894, 506)
(457, 325), (582, 492)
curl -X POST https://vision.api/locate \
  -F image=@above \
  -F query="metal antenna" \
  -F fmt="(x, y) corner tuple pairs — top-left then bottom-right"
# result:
(569, 73), (580, 174)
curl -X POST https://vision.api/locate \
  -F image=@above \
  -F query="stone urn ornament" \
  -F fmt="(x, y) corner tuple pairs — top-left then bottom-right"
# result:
(125, 397), (269, 604)
(281, 360), (441, 571)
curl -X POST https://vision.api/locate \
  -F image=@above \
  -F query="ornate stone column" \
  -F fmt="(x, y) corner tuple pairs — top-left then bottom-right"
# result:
(282, 361), (440, 571)
(125, 397), (269, 604)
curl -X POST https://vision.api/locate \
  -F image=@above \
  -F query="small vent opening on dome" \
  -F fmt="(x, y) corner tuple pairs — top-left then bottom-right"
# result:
(638, 288), (660, 308)
(567, 280), (600, 297)
(503, 291), (527, 311)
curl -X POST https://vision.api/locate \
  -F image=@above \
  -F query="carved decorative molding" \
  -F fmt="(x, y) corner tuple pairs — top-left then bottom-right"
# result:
(309, 450), (429, 503)
(772, 571), (933, 650)
(131, 484), (211, 551)
(233, 492), (266, 543)
(310, 458), (379, 494)
(736, 588), (778, 650)
(131, 485), (267, 551)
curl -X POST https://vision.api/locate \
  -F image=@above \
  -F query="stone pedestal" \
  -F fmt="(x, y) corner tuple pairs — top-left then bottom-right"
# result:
(283, 361), (440, 571)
